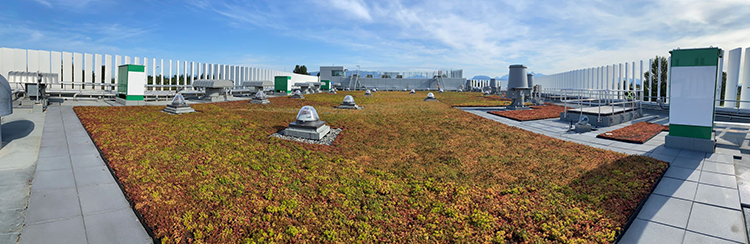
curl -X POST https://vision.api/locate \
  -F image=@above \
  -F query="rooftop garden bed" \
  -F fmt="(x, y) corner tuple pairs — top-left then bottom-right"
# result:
(488, 104), (568, 121)
(597, 122), (669, 144)
(75, 92), (667, 243)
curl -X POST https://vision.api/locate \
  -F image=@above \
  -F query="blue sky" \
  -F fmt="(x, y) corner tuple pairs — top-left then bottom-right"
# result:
(1, 0), (749, 78)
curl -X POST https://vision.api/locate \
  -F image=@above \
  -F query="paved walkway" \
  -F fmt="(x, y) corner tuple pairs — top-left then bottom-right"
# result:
(0, 109), (45, 243)
(460, 107), (748, 244)
(17, 106), (150, 244)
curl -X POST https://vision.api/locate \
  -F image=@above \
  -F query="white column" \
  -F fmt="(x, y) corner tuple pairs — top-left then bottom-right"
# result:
(94, 54), (102, 90)
(625, 62), (630, 92)
(740, 48), (750, 109)
(640, 60), (644, 100)
(606, 65), (610, 91)
(151, 58), (156, 90)
(160, 59), (164, 91)
(657, 58), (662, 102)
(667, 57), (672, 104)
(104, 55), (112, 90)
(143, 58), (148, 91)
(632, 61), (636, 93)
(648, 59), (652, 101)
(190, 62), (195, 86)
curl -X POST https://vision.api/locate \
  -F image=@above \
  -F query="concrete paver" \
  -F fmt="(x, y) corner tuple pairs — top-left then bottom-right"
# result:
(694, 184), (741, 210)
(18, 216), (87, 244)
(636, 194), (692, 228)
(619, 219), (685, 244)
(700, 171), (739, 189)
(686, 203), (747, 243)
(24, 188), (81, 224)
(652, 178), (698, 201)
(682, 231), (743, 244)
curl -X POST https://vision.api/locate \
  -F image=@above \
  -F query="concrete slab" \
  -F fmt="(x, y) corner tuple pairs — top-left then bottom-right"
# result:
(38, 136), (67, 149)
(702, 161), (736, 175)
(18, 216), (87, 244)
(686, 203), (747, 243)
(650, 146), (681, 156)
(706, 152), (737, 164)
(647, 153), (677, 163)
(653, 177), (698, 201)
(670, 156), (703, 171)
(699, 171), (739, 189)
(678, 150), (707, 159)
(29, 169), (76, 192)
(0, 233), (19, 243)
(694, 184), (741, 210)
(83, 208), (152, 244)
(682, 231), (743, 244)
(37, 144), (68, 159)
(0, 184), (31, 210)
(78, 183), (130, 215)
(24, 188), (81, 224)
(618, 219), (684, 244)
(70, 154), (106, 169)
(0, 209), (24, 235)
(636, 194), (692, 228)
(35, 155), (72, 172)
(72, 166), (115, 187)
(663, 166), (701, 182)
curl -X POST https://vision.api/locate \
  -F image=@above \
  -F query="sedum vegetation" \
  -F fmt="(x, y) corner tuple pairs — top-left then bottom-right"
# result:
(598, 122), (669, 144)
(75, 91), (667, 243)
(489, 104), (568, 121)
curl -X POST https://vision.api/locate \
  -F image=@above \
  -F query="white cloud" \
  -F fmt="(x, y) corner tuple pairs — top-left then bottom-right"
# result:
(32, 0), (107, 9)
(323, 0), (372, 21)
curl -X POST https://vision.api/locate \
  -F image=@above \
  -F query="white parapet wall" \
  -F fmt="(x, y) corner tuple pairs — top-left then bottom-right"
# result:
(0, 47), (318, 95)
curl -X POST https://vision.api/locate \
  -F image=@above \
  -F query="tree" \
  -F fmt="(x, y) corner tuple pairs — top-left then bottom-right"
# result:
(642, 56), (669, 102)
(292, 65), (308, 75)
(718, 71), (728, 106)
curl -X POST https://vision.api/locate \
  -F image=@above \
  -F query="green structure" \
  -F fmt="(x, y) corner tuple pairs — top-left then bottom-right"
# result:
(116, 64), (146, 106)
(321, 80), (331, 90)
(665, 47), (723, 152)
(274, 76), (292, 94)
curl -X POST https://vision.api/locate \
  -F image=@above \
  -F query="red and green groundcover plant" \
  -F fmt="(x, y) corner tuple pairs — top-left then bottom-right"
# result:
(489, 104), (568, 121)
(75, 92), (667, 243)
(597, 122), (670, 144)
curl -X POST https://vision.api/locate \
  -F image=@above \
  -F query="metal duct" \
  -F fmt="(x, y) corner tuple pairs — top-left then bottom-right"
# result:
(508, 65), (529, 89)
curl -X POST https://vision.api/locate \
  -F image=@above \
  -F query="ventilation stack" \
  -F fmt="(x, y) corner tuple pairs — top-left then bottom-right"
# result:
(506, 65), (532, 110)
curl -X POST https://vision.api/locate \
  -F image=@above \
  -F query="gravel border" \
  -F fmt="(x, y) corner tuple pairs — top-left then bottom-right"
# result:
(270, 128), (342, 146)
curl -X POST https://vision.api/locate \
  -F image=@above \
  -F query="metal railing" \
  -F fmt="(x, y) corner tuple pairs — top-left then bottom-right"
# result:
(561, 89), (642, 123)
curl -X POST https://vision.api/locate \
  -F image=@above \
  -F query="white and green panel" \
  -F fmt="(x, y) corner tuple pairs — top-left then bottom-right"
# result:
(274, 76), (292, 93)
(117, 64), (146, 101)
(668, 48), (722, 140)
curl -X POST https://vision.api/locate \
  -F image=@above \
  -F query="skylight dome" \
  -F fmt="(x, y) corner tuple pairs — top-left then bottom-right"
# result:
(343, 95), (355, 104)
(171, 93), (187, 106)
(293, 90), (302, 96)
(255, 90), (267, 99)
(365, 90), (372, 95)
(296, 106), (319, 122)
(410, 89), (415, 93)
(426, 92), (435, 99)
